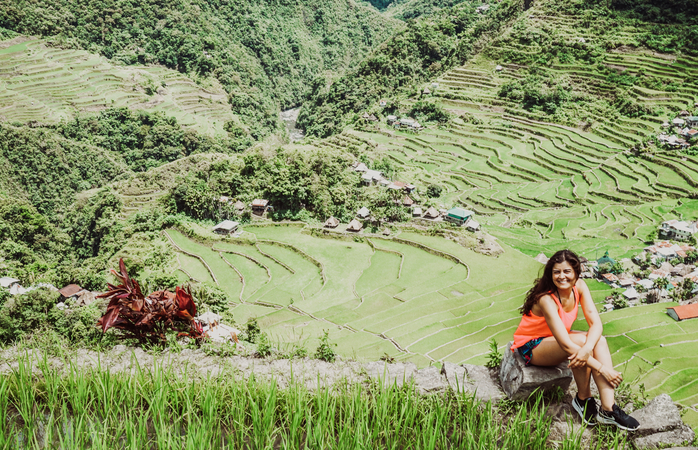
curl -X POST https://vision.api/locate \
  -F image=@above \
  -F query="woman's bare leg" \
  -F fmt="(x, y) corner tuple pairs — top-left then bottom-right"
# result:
(530, 334), (593, 399)
(589, 335), (616, 411)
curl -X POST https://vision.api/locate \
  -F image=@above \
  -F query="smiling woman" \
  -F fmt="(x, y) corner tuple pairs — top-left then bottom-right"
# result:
(510, 249), (640, 431)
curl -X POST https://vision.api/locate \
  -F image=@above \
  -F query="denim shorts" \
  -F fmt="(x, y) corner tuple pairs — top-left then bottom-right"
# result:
(518, 337), (544, 366)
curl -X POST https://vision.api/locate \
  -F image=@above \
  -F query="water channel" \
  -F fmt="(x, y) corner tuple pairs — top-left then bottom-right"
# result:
(280, 107), (305, 142)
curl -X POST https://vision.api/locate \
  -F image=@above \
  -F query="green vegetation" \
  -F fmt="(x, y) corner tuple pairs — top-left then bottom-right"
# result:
(0, 355), (632, 449)
(0, 0), (399, 139)
(298, 0), (523, 137)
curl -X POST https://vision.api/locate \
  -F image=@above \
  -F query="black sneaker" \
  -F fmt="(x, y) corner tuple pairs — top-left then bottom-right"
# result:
(572, 395), (598, 426)
(597, 404), (640, 431)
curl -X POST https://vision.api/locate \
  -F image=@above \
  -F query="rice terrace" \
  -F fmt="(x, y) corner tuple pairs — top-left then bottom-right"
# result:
(2, 0), (698, 446)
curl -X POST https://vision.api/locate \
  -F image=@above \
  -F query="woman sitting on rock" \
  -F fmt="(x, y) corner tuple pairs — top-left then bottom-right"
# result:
(511, 249), (639, 431)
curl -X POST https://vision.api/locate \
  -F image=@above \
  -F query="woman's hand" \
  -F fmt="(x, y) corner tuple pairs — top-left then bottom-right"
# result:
(598, 365), (623, 388)
(568, 346), (592, 369)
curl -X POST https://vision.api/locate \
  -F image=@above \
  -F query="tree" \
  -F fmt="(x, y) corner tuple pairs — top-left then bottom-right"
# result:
(646, 289), (661, 304)
(609, 261), (624, 275)
(653, 277), (669, 290)
(426, 184), (443, 198)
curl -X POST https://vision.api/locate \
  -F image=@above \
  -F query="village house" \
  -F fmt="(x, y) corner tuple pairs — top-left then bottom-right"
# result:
(666, 303), (698, 321)
(379, 99), (387, 107)
(388, 181), (406, 191)
(424, 206), (440, 219)
(353, 162), (369, 172)
(395, 118), (422, 131)
(660, 220), (698, 241)
(58, 284), (83, 301)
(687, 116), (698, 128)
(361, 169), (385, 186)
(386, 115), (398, 125)
(672, 118), (686, 127)
(251, 199), (269, 214)
(423, 87), (431, 95)
(413, 207), (423, 217)
(444, 207), (473, 225)
(56, 284), (96, 306)
(212, 220), (239, 235)
(465, 217), (480, 232)
(601, 273), (619, 287)
(402, 195), (414, 207)
(234, 200), (245, 213)
(324, 217), (340, 228)
(347, 219), (363, 232)
(597, 250), (616, 267)
(623, 287), (639, 301)
(357, 207), (370, 219)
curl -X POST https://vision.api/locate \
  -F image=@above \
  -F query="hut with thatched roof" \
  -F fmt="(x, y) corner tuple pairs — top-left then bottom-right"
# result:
(347, 219), (363, 232)
(324, 217), (340, 228)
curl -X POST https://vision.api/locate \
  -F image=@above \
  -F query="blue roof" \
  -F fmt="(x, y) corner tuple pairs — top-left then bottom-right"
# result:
(447, 207), (474, 219)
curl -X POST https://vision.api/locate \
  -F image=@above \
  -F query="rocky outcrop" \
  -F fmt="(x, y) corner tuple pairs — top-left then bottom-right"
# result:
(631, 394), (696, 449)
(441, 362), (505, 403)
(499, 341), (573, 400)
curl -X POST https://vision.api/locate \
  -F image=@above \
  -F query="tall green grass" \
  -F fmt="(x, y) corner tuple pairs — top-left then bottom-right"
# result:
(1, 352), (629, 449)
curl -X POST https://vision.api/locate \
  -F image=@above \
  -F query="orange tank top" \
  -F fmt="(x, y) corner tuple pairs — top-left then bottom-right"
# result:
(511, 286), (579, 351)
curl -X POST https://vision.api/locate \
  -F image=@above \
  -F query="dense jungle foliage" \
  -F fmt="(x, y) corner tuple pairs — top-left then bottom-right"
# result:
(0, 108), (241, 217)
(0, 0), (399, 140)
(298, 0), (523, 138)
(164, 146), (409, 223)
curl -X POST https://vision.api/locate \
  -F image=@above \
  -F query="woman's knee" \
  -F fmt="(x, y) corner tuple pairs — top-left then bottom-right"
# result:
(595, 335), (607, 348)
(570, 333), (587, 346)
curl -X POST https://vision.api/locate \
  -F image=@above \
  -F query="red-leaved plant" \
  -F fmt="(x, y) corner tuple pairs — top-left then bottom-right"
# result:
(97, 259), (204, 345)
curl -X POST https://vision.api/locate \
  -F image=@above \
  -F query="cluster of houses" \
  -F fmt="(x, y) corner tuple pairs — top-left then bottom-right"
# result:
(213, 198), (273, 236)
(347, 161), (480, 232)
(571, 242), (698, 319)
(1, 278), (98, 310)
(659, 112), (698, 149)
(386, 116), (423, 131)
(322, 205), (479, 234)
(352, 161), (416, 190)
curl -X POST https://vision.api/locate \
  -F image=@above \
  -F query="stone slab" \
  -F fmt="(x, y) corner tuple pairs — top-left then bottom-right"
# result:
(499, 341), (573, 400)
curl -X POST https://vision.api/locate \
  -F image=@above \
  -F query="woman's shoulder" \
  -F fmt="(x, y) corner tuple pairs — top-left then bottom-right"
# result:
(536, 293), (557, 309)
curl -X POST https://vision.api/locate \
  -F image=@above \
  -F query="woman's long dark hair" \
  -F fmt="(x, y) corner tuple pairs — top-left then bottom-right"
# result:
(520, 249), (582, 316)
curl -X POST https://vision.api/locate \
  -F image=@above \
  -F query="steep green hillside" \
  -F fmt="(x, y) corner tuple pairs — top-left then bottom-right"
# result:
(0, 0), (400, 139)
(0, 36), (236, 135)
(298, 0), (523, 137)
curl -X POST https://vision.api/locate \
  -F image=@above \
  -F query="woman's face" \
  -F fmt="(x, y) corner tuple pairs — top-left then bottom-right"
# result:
(551, 261), (577, 291)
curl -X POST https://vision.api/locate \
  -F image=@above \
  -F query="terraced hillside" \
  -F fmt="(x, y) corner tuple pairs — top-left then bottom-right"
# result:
(0, 36), (235, 135)
(162, 224), (542, 368)
(324, 33), (698, 259)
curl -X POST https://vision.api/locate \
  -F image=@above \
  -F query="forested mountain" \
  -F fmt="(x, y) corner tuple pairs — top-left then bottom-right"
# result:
(298, 0), (523, 137)
(0, 0), (399, 139)
(2, 0), (698, 301)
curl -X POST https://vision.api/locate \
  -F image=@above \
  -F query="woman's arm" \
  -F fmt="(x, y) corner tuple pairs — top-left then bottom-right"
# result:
(569, 279), (604, 368)
(539, 295), (605, 372)
(539, 295), (582, 355)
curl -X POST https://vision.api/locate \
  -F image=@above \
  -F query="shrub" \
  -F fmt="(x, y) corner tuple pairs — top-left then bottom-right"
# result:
(97, 259), (204, 346)
(426, 184), (443, 198)
(314, 330), (337, 363)
(256, 332), (272, 358)
(245, 317), (261, 343)
(612, 294), (629, 310)
(485, 338), (503, 369)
